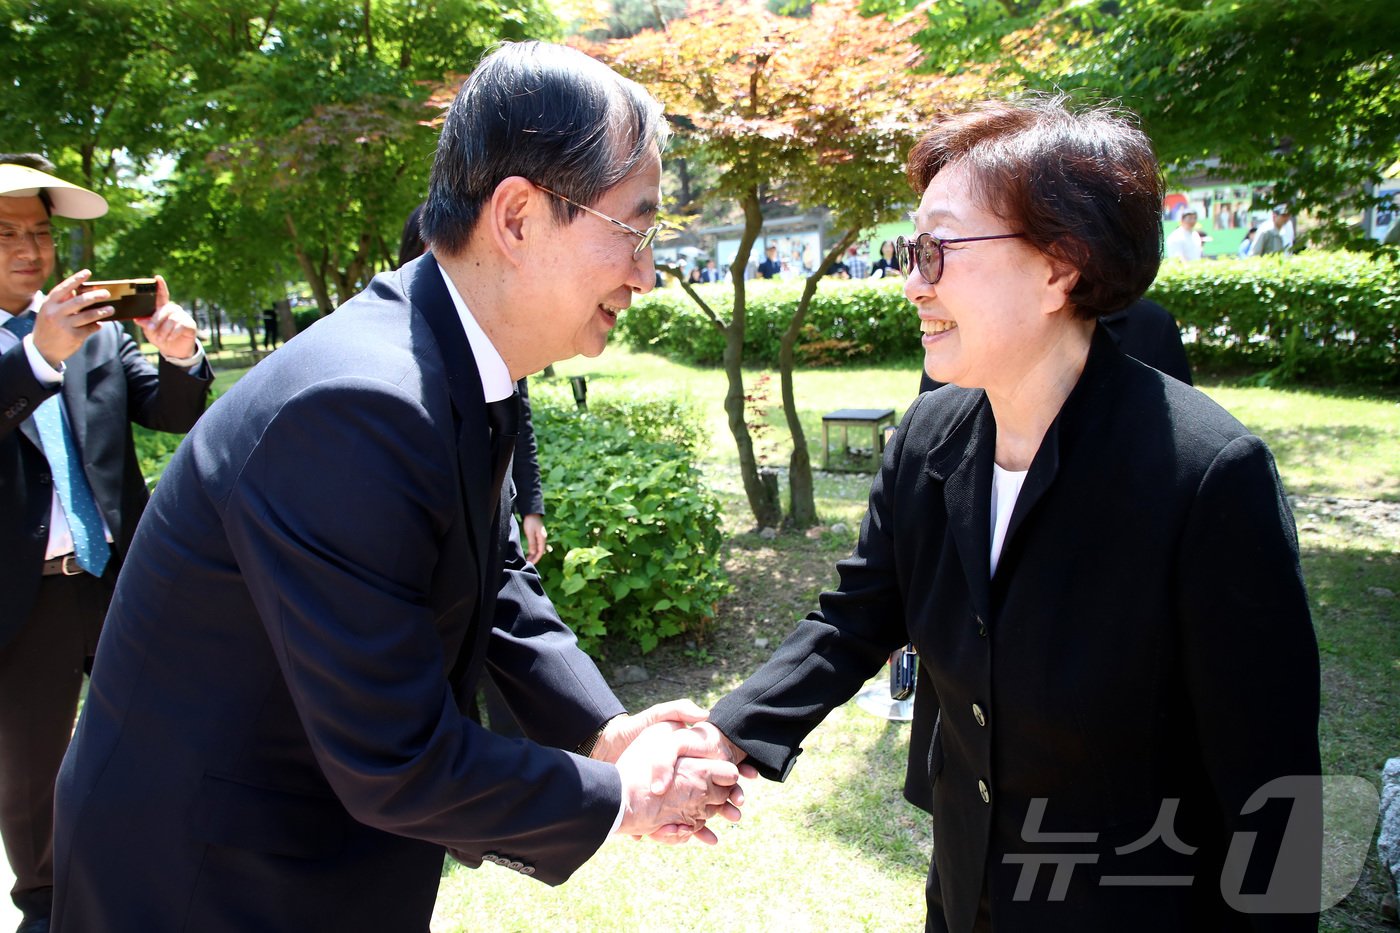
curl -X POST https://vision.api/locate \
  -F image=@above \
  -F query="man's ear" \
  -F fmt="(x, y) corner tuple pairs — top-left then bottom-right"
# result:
(486, 176), (541, 270)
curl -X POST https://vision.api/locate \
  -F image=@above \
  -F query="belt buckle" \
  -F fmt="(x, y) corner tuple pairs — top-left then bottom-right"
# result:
(60, 554), (82, 576)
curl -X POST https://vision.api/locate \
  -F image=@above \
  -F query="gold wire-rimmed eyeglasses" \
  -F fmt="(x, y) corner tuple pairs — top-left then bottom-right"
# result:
(535, 184), (663, 257)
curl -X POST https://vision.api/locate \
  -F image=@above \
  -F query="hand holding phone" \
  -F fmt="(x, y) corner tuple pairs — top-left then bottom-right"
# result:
(76, 278), (158, 320)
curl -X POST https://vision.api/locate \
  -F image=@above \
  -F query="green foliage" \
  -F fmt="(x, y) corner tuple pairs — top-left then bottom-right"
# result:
(2, 0), (563, 313)
(877, 0), (1400, 234)
(528, 386), (728, 655)
(1147, 252), (1400, 385)
(618, 277), (915, 367)
(132, 425), (186, 490)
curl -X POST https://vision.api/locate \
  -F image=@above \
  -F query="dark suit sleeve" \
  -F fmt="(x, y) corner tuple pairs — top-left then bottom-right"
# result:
(708, 405), (916, 781)
(115, 326), (213, 433)
(218, 377), (620, 885)
(486, 518), (625, 748)
(510, 378), (544, 517)
(1176, 434), (1321, 925)
(0, 341), (59, 439)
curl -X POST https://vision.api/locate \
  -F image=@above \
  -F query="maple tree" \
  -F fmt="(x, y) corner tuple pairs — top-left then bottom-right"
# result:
(588, 0), (984, 529)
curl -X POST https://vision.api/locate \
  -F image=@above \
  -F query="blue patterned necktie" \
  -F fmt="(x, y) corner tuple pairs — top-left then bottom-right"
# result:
(2, 313), (111, 576)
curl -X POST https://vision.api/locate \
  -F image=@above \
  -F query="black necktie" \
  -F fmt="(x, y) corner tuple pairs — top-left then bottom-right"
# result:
(486, 393), (519, 515)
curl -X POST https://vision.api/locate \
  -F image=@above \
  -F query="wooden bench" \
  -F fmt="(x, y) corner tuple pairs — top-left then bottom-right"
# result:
(821, 407), (896, 472)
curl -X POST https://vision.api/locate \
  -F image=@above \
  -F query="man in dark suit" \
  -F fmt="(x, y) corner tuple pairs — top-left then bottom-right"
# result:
(0, 156), (213, 933)
(52, 42), (744, 932)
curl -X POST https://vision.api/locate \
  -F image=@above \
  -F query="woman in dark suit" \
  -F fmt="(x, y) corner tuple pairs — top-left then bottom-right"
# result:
(871, 238), (900, 278)
(697, 98), (1321, 931)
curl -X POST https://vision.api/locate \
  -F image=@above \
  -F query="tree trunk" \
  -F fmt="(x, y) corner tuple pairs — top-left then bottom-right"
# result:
(274, 298), (296, 342)
(722, 190), (781, 529)
(285, 213), (334, 315)
(778, 228), (860, 529)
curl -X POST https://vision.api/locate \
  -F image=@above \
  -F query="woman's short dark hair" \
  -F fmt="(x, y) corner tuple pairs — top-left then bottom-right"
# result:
(906, 96), (1163, 319)
(420, 41), (668, 256)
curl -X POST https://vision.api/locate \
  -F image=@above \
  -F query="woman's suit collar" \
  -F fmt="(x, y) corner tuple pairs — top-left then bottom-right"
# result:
(921, 323), (1124, 597)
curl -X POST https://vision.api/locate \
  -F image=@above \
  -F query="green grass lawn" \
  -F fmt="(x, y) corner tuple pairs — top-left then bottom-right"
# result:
(184, 338), (1398, 930)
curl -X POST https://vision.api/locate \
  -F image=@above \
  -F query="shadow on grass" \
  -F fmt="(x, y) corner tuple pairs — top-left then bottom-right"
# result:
(1266, 424), (1400, 499)
(794, 716), (933, 878)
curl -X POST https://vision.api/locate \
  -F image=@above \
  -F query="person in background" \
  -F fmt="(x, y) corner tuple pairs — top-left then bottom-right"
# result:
(1238, 225), (1258, 258)
(845, 245), (870, 280)
(757, 244), (782, 279)
(700, 258), (723, 283)
(870, 239), (899, 277)
(696, 96), (1319, 930)
(1251, 205), (1293, 256)
(0, 154), (213, 933)
(1164, 210), (1204, 261)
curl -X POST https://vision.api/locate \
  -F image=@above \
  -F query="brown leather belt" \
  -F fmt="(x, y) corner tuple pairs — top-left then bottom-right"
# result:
(41, 554), (85, 576)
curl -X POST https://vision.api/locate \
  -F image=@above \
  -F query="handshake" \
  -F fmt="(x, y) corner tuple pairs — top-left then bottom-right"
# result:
(589, 701), (753, 845)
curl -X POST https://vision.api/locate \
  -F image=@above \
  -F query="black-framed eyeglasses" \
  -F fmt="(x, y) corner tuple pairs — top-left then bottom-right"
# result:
(535, 184), (662, 256)
(894, 232), (1026, 284)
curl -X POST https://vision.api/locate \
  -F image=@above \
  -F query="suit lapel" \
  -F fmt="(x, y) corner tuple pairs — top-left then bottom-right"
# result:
(927, 396), (995, 624)
(998, 324), (1120, 568)
(403, 253), (503, 698)
(404, 254), (494, 580)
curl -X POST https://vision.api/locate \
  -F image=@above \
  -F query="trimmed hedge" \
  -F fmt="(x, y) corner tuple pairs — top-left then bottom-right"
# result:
(617, 277), (914, 367)
(1145, 251), (1399, 384)
(619, 253), (1399, 384)
(528, 384), (728, 655)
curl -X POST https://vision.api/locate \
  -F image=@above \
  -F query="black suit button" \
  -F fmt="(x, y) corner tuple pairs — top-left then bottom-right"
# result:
(34, 523), (47, 538)
(975, 615), (986, 637)
(972, 703), (986, 727)
(978, 779), (991, 804)
(38, 472), (51, 485)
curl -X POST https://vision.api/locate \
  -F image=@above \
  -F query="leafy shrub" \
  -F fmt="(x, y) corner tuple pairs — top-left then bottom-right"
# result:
(1146, 251), (1399, 384)
(617, 278), (914, 367)
(621, 254), (1399, 384)
(528, 384), (728, 655)
(292, 308), (322, 335)
(133, 425), (186, 490)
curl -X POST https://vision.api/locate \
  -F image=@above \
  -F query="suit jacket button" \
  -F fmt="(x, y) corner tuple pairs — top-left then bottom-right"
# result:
(508, 860), (524, 872)
(972, 703), (986, 727)
(978, 779), (990, 804)
(975, 615), (986, 637)
(521, 866), (535, 876)
(35, 523), (47, 538)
